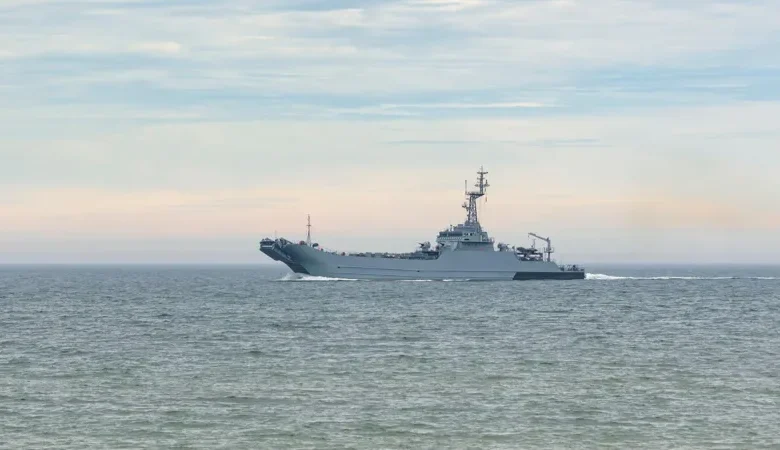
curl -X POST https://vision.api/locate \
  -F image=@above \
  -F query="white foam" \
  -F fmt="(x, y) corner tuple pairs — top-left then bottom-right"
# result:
(586, 273), (777, 281)
(277, 273), (358, 282)
(278, 273), (776, 282)
(586, 273), (627, 280)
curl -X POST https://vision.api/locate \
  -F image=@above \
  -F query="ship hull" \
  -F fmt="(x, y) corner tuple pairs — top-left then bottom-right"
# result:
(262, 241), (584, 281)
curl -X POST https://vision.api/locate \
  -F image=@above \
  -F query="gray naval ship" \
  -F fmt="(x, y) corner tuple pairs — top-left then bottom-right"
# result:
(260, 167), (585, 280)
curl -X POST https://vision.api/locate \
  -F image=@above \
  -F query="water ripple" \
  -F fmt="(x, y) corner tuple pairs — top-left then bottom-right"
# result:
(0, 264), (778, 448)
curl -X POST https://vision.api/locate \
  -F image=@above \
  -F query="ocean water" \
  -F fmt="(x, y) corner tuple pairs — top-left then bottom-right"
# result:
(1, 264), (779, 449)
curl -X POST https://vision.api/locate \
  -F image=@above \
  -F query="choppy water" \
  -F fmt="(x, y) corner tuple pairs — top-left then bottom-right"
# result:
(1, 264), (779, 449)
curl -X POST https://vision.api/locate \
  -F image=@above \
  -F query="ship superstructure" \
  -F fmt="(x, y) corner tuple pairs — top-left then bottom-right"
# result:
(260, 167), (585, 280)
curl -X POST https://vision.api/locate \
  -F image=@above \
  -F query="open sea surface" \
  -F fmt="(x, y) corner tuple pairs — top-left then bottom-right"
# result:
(1, 264), (779, 449)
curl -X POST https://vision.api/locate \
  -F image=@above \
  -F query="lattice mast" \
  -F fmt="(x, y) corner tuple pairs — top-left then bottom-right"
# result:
(462, 166), (489, 229)
(306, 214), (312, 246)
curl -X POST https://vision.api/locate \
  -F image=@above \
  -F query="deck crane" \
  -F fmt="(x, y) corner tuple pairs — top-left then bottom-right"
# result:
(528, 232), (554, 262)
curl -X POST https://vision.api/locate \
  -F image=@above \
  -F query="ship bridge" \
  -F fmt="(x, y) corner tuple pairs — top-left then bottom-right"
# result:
(436, 223), (494, 251)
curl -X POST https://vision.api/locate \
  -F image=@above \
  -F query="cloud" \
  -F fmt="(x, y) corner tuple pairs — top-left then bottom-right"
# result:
(2, 101), (779, 210)
(2, 0), (779, 114)
(3, 1), (779, 79)
(383, 102), (551, 109)
(129, 41), (183, 55)
(0, 105), (203, 121)
(2, 0), (780, 262)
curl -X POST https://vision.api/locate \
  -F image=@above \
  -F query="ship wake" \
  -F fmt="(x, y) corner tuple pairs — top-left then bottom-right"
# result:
(277, 274), (477, 282)
(277, 273), (359, 282)
(586, 273), (777, 281)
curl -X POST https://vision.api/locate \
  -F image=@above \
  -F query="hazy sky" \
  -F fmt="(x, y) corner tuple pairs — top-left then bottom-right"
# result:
(2, 0), (780, 264)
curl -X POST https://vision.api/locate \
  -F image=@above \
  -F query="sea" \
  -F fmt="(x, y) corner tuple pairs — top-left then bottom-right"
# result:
(1, 264), (778, 449)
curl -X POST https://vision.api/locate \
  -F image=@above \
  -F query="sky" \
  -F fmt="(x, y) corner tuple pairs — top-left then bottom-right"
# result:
(1, 0), (780, 264)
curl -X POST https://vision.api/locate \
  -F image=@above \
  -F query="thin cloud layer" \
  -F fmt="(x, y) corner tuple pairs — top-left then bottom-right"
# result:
(1, 0), (779, 262)
(2, 0), (779, 103)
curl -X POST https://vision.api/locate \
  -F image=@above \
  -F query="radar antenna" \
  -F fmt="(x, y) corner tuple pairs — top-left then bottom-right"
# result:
(528, 232), (554, 262)
(306, 214), (312, 246)
(462, 166), (489, 229)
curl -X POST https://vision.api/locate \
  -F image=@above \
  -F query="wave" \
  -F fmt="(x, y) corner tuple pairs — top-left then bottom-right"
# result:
(277, 273), (358, 282)
(586, 273), (778, 281)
